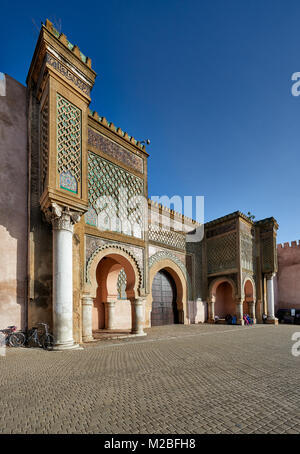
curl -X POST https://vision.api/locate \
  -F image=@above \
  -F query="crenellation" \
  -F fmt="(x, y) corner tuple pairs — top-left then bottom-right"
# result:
(277, 240), (300, 249)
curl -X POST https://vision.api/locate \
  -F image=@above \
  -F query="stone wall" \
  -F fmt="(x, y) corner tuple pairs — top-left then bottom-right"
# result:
(0, 74), (28, 330)
(275, 241), (300, 310)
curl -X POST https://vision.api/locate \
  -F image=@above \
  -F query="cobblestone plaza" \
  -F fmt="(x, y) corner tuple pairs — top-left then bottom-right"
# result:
(1, 324), (299, 434)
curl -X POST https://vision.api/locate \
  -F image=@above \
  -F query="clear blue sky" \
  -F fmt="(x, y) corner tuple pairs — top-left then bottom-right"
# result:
(1, 0), (300, 243)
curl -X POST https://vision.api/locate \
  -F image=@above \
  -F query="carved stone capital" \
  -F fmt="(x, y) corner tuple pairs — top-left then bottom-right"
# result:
(133, 297), (146, 306)
(44, 203), (81, 232)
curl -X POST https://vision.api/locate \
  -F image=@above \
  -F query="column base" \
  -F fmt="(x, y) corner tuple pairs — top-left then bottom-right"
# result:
(236, 319), (245, 326)
(82, 336), (94, 342)
(53, 342), (83, 351)
(266, 317), (278, 325)
(207, 319), (215, 324)
(131, 331), (147, 337)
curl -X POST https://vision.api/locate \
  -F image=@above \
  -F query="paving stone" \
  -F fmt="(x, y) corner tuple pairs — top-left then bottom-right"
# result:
(0, 324), (299, 433)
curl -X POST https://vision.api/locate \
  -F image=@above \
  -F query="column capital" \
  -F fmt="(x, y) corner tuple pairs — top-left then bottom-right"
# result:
(133, 297), (146, 306)
(82, 295), (94, 306)
(105, 299), (116, 306)
(44, 203), (81, 232)
(266, 272), (276, 280)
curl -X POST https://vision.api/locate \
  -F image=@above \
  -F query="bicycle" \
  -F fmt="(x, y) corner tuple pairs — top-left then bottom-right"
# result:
(26, 323), (54, 351)
(0, 325), (26, 347)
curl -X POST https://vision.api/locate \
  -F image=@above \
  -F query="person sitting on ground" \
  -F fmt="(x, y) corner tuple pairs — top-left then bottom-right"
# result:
(225, 314), (233, 325)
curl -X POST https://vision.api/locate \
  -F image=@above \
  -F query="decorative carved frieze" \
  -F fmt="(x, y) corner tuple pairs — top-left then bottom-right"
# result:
(206, 222), (236, 239)
(88, 128), (144, 174)
(46, 53), (91, 96)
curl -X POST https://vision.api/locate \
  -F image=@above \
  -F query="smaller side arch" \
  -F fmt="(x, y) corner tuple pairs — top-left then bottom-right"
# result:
(85, 244), (142, 298)
(241, 275), (256, 301)
(208, 276), (237, 301)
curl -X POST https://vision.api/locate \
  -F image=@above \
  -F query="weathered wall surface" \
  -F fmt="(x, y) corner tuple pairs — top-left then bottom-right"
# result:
(0, 74), (28, 329)
(275, 241), (300, 310)
(27, 91), (53, 330)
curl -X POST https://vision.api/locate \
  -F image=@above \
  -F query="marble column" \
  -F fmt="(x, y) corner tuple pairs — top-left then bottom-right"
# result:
(236, 298), (244, 325)
(207, 299), (215, 323)
(131, 297), (146, 335)
(51, 205), (81, 350)
(248, 300), (256, 324)
(82, 296), (94, 342)
(105, 300), (116, 330)
(266, 273), (277, 323)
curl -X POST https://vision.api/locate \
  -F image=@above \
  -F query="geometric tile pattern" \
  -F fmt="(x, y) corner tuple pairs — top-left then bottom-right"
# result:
(86, 152), (144, 237)
(57, 94), (81, 193)
(261, 235), (276, 273)
(207, 232), (237, 274)
(148, 224), (186, 250)
(241, 233), (255, 272)
(117, 268), (127, 300)
(40, 97), (49, 192)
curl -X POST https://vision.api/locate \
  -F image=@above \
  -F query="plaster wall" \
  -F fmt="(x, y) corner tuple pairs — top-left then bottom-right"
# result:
(0, 74), (28, 330)
(276, 242), (300, 310)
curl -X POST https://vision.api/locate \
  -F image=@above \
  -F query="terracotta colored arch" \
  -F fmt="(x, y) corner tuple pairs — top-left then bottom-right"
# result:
(208, 276), (237, 301)
(85, 245), (141, 298)
(242, 275), (256, 301)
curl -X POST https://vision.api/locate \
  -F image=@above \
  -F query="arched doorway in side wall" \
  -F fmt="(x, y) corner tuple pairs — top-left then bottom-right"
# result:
(214, 281), (236, 319)
(151, 269), (179, 326)
(243, 278), (256, 321)
(92, 253), (137, 331)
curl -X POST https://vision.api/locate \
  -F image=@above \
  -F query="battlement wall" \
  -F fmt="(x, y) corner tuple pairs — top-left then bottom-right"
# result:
(276, 240), (300, 310)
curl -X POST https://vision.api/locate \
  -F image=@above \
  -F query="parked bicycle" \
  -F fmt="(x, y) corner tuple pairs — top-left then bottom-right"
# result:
(0, 325), (26, 347)
(26, 323), (54, 351)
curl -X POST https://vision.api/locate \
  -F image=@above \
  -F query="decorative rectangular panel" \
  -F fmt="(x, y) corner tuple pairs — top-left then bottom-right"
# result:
(240, 232), (255, 272)
(57, 94), (81, 194)
(40, 97), (49, 193)
(86, 152), (144, 238)
(207, 232), (237, 274)
(88, 128), (144, 174)
(148, 224), (186, 250)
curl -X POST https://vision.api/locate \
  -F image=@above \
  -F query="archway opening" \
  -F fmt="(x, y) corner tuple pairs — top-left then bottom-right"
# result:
(92, 253), (136, 331)
(214, 281), (236, 319)
(243, 280), (254, 315)
(151, 269), (179, 326)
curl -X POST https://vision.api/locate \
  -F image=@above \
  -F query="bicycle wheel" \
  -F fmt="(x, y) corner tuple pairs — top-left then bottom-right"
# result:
(9, 332), (26, 347)
(42, 334), (54, 351)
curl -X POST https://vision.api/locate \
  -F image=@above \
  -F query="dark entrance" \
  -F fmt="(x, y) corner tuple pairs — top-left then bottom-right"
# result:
(151, 269), (178, 326)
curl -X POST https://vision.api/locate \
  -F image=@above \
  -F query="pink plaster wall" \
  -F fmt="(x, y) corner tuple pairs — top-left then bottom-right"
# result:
(276, 242), (300, 310)
(0, 74), (28, 330)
